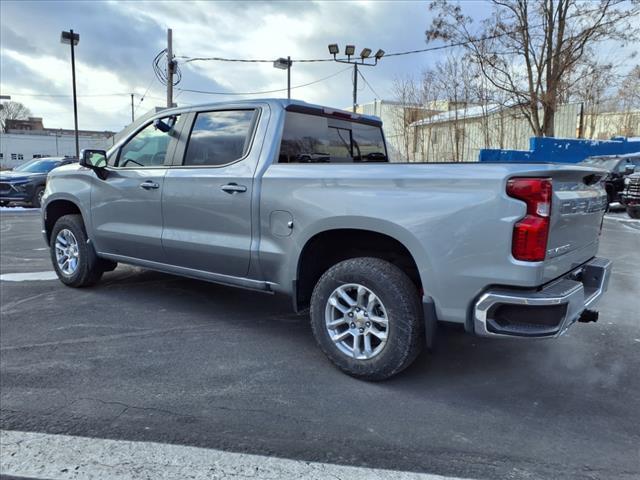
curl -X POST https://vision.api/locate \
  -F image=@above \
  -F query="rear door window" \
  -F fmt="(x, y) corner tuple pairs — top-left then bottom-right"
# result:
(183, 110), (257, 167)
(278, 111), (387, 163)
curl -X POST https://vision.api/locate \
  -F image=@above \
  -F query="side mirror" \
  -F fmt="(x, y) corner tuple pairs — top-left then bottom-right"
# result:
(624, 165), (635, 175)
(80, 149), (108, 179)
(80, 149), (107, 169)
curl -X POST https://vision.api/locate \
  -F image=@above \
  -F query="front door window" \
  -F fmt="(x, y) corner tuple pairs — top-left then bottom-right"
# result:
(117, 116), (180, 168)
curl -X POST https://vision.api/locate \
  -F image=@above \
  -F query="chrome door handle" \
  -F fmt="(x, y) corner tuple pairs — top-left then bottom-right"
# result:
(221, 183), (247, 194)
(140, 181), (160, 190)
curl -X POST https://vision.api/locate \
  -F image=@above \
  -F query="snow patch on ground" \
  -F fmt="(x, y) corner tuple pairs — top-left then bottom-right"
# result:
(604, 212), (640, 223)
(0, 271), (58, 282)
(0, 207), (40, 213)
(0, 430), (471, 480)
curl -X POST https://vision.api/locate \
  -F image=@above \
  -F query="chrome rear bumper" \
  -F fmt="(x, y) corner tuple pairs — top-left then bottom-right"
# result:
(474, 257), (612, 338)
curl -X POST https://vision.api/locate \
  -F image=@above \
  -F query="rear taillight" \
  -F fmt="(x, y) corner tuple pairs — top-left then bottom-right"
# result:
(507, 178), (552, 262)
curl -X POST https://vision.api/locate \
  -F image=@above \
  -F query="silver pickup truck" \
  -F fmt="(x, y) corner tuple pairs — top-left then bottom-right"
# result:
(42, 99), (612, 380)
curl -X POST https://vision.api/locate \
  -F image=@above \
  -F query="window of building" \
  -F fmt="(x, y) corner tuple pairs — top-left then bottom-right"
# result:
(183, 110), (257, 167)
(18, 154), (24, 160)
(278, 111), (387, 163)
(11, 154), (17, 161)
(0, 153), (3, 160)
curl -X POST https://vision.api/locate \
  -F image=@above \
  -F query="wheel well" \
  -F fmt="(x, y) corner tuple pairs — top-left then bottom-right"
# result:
(44, 200), (82, 244)
(296, 229), (422, 310)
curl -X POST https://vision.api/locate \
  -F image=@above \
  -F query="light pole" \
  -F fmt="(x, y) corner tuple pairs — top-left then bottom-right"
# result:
(273, 57), (292, 99)
(61, 30), (80, 158)
(328, 44), (384, 112)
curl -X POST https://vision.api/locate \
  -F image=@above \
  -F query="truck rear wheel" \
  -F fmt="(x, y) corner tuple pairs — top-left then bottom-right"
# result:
(50, 214), (104, 287)
(310, 257), (424, 381)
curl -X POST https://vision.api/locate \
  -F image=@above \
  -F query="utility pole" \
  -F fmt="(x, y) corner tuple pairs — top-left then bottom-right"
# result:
(287, 56), (291, 100)
(166, 28), (173, 108)
(130, 94), (135, 123)
(352, 63), (358, 113)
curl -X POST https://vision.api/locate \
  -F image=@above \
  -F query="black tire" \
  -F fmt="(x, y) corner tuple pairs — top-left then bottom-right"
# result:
(310, 257), (424, 381)
(627, 206), (640, 219)
(98, 259), (118, 272)
(32, 186), (45, 208)
(50, 214), (103, 287)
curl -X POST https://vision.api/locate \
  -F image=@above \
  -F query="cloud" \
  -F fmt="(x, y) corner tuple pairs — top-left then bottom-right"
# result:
(4, 1), (634, 134)
(0, 1), (439, 131)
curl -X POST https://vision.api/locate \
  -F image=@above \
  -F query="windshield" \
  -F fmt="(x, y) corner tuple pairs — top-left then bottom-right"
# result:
(579, 157), (619, 171)
(13, 159), (62, 173)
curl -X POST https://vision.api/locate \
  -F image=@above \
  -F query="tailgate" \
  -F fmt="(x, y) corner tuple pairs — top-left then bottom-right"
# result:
(543, 168), (607, 282)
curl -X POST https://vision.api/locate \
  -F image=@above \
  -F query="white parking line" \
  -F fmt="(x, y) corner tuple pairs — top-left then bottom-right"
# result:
(604, 214), (640, 224)
(0, 271), (58, 282)
(1, 430), (472, 480)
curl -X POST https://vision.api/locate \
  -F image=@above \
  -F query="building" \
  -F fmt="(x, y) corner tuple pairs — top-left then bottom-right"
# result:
(408, 103), (640, 163)
(583, 110), (640, 140)
(0, 117), (115, 169)
(409, 103), (584, 162)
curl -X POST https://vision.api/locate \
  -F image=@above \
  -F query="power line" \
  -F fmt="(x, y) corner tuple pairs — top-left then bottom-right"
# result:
(153, 48), (181, 87)
(134, 75), (157, 115)
(4, 92), (134, 98)
(357, 69), (382, 99)
(177, 5), (633, 65)
(176, 30), (524, 64)
(176, 66), (352, 96)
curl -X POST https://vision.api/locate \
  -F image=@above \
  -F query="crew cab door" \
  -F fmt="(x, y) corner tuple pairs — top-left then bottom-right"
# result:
(90, 115), (182, 262)
(161, 108), (260, 277)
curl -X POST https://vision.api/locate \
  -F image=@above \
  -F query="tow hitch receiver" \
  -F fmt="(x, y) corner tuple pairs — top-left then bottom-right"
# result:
(578, 309), (599, 323)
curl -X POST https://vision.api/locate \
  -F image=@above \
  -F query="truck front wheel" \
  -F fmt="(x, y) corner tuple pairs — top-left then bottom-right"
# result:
(310, 257), (424, 381)
(50, 214), (104, 287)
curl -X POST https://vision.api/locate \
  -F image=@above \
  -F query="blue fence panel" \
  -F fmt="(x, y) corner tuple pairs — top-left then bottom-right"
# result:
(479, 137), (640, 163)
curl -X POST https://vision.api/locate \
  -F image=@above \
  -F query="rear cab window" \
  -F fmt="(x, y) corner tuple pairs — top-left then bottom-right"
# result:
(278, 110), (387, 164)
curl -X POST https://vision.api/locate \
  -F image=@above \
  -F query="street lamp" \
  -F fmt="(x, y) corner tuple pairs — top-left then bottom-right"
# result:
(61, 29), (80, 158)
(273, 57), (293, 100)
(327, 43), (384, 112)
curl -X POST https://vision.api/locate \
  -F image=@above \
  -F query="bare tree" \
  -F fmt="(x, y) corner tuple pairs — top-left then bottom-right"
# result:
(0, 101), (32, 131)
(391, 75), (423, 161)
(618, 65), (640, 110)
(617, 65), (640, 136)
(570, 60), (614, 138)
(435, 55), (474, 161)
(426, 0), (640, 137)
(417, 69), (440, 161)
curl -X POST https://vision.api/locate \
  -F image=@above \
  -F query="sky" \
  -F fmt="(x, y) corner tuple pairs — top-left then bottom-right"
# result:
(0, 0), (636, 133)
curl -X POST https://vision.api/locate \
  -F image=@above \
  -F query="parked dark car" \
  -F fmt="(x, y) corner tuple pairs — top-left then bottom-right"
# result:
(621, 172), (640, 219)
(0, 157), (77, 208)
(579, 153), (640, 205)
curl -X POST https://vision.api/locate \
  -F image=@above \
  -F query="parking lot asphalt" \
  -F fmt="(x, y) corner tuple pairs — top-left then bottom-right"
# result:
(1, 209), (639, 480)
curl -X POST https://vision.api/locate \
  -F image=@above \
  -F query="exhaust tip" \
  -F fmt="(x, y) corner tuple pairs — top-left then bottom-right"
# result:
(578, 309), (599, 323)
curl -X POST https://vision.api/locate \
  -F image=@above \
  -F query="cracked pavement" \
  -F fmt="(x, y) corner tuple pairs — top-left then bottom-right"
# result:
(1, 210), (639, 479)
